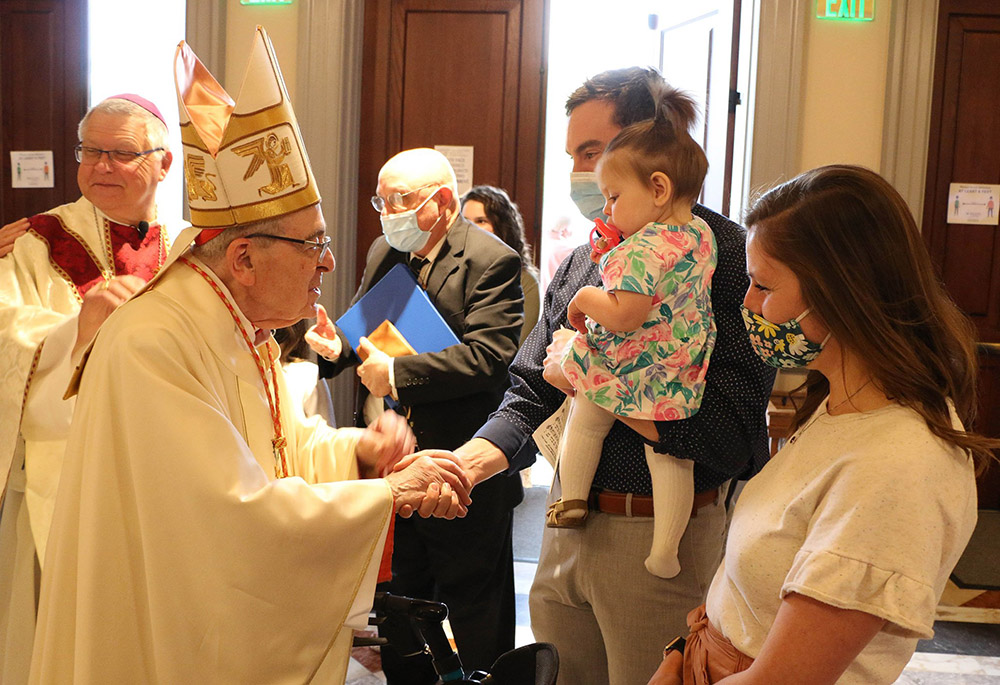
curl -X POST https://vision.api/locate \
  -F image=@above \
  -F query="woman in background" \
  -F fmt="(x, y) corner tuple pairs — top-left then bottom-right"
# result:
(462, 185), (540, 345)
(274, 319), (336, 426)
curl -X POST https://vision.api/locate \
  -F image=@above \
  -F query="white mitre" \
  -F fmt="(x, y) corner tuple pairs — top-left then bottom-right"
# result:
(174, 25), (321, 239)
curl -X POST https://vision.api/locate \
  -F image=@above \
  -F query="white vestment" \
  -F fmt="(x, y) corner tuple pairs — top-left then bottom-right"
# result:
(0, 197), (169, 683)
(283, 359), (336, 426)
(29, 255), (391, 684)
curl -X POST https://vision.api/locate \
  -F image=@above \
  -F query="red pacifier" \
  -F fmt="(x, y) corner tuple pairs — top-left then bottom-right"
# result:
(589, 218), (623, 256)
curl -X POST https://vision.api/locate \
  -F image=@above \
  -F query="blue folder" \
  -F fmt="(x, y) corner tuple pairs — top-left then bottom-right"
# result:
(335, 263), (460, 356)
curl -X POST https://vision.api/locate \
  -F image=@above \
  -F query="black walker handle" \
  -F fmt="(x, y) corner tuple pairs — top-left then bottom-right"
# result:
(372, 592), (466, 681)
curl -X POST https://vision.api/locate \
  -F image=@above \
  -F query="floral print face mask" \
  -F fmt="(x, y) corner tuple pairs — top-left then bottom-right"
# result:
(741, 305), (829, 368)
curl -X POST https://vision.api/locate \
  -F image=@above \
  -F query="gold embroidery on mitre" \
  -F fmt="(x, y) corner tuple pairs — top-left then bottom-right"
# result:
(185, 153), (219, 202)
(174, 26), (320, 230)
(232, 132), (299, 197)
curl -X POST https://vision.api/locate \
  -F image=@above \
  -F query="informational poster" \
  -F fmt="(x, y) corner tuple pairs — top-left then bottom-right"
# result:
(434, 145), (473, 197)
(947, 183), (999, 226)
(11, 151), (54, 189)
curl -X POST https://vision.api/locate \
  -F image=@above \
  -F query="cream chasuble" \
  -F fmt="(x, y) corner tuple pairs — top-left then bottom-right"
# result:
(29, 256), (391, 684)
(0, 196), (169, 683)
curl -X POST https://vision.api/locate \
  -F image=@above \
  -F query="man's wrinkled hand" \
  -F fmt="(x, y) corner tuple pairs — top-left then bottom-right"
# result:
(305, 303), (343, 361)
(74, 274), (147, 357)
(542, 327), (576, 395)
(0, 217), (29, 258)
(357, 336), (392, 397)
(384, 451), (472, 519)
(356, 409), (416, 477)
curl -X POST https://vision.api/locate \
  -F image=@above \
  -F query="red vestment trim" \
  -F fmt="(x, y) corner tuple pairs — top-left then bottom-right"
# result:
(377, 515), (395, 584)
(28, 212), (166, 298)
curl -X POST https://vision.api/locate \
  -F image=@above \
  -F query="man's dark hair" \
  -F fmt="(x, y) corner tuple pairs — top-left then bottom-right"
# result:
(565, 66), (697, 133)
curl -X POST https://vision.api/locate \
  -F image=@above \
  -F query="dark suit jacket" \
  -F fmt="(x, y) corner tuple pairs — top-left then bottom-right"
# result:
(320, 215), (524, 453)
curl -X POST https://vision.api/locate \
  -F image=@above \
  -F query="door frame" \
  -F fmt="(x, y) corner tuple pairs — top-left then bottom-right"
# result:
(880, 0), (938, 228)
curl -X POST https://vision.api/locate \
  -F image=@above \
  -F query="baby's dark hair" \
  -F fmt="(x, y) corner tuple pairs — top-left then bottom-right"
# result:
(602, 83), (708, 207)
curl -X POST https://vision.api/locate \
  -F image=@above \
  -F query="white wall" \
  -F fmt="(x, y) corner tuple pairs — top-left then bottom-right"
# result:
(797, 0), (893, 173)
(89, 0), (186, 235)
(224, 0), (300, 96)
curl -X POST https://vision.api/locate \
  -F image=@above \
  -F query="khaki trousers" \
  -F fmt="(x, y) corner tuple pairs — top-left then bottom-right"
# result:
(529, 475), (728, 685)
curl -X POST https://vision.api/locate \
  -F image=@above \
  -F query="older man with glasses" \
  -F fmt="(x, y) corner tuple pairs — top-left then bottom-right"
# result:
(0, 93), (175, 683)
(29, 30), (472, 684)
(310, 147), (525, 682)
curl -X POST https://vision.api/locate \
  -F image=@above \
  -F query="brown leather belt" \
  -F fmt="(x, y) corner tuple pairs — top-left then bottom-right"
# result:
(588, 487), (720, 519)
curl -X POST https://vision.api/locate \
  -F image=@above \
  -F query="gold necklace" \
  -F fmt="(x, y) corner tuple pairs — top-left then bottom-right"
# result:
(788, 378), (873, 445)
(827, 378), (873, 414)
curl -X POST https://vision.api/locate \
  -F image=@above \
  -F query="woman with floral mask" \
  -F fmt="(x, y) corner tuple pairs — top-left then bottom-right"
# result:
(649, 165), (998, 685)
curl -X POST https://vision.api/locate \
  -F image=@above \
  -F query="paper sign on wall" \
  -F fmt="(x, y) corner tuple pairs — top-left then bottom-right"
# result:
(11, 151), (55, 189)
(434, 145), (473, 197)
(947, 183), (999, 226)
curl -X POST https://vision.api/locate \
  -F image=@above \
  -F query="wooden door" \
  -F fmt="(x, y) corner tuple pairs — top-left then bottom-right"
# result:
(356, 0), (546, 280)
(0, 0), (87, 223)
(923, 0), (1000, 508)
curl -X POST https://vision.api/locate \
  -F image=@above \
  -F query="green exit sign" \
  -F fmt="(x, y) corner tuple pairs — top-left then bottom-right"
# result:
(240, 0), (293, 4)
(817, 0), (874, 21)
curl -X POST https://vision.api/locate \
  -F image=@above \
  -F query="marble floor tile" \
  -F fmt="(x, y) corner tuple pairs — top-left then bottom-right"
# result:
(919, 621), (1000, 657)
(346, 655), (386, 684)
(514, 560), (536, 595)
(903, 653), (1000, 676)
(894, 673), (1000, 684)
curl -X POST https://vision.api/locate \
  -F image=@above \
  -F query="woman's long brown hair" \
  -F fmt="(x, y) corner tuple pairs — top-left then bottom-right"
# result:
(745, 165), (999, 472)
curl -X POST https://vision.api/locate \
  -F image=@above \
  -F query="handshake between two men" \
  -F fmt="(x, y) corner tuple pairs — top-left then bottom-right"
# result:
(309, 305), (476, 521)
(356, 408), (473, 520)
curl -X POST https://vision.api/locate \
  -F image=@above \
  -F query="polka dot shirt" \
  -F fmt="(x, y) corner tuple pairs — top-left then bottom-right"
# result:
(475, 205), (776, 495)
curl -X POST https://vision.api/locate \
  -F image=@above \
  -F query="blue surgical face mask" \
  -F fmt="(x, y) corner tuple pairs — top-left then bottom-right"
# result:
(380, 187), (440, 253)
(569, 172), (607, 222)
(741, 306), (831, 369)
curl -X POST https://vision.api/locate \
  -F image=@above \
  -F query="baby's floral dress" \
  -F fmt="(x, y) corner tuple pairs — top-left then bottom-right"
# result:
(561, 218), (717, 420)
